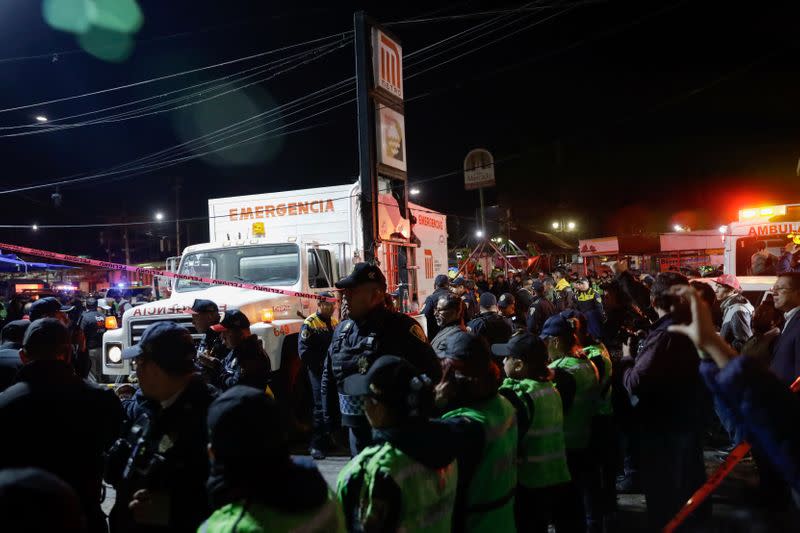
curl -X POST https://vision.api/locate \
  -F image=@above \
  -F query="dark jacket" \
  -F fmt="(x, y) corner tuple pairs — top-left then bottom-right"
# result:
(340, 422), (460, 532)
(777, 252), (800, 275)
(526, 297), (557, 336)
(77, 310), (106, 350)
(322, 306), (440, 428)
(421, 287), (453, 340)
(431, 324), (463, 357)
(0, 341), (22, 392)
(0, 360), (123, 533)
(621, 314), (708, 431)
(491, 281), (511, 299)
(515, 288), (534, 322)
(701, 356), (800, 493)
(298, 312), (336, 372)
(113, 376), (216, 533)
(770, 310), (800, 386)
(616, 270), (651, 311)
(468, 311), (513, 346)
(217, 335), (272, 391)
(198, 330), (226, 360)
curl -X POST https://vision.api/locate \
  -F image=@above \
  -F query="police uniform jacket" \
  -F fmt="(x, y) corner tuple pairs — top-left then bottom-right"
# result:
(217, 335), (271, 391)
(199, 330), (226, 360)
(114, 375), (216, 532)
(298, 311), (338, 371)
(322, 306), (440, 428)
(468, 311), (513, 346)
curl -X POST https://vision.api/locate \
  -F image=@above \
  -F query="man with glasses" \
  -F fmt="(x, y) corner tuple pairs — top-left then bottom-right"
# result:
(769, 273), (800, 386)
(322, 263), (440, 456)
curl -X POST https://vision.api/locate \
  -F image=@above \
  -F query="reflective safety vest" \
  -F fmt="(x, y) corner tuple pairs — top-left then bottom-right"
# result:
(199, 496), (345, 533)
(442, 394), (517, 533)
(583, 343), (613, 416)
(549, 356), (599, 450)
(501, 378), (571, 489)
(336, 441), (458, 533)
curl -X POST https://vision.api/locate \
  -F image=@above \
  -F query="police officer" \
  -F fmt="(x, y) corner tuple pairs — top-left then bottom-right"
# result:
(337, 356), (457, 532)
(451, 277), (476, 322)
(431, 293), (465, 357)
(421, 274), (452, 339)
(299, 292), (338, 460)
(202, 386), (345, 532)
(467, 293), (513, 346)
(77, 298), (105, 378)
(28, 296), (90, 378)
(211, 310), (271, 391)
(527, 280), (557, 336)
(110, 322), (216, 533)
(186, 299), (226, 382)
(322, 263), (440, 456)
(498, 292), (522, 332)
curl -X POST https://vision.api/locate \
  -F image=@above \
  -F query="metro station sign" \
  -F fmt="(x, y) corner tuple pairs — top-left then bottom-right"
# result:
(372, 29), (403, 100)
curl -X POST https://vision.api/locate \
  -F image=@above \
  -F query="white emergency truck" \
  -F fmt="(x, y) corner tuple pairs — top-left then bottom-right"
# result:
(100, 181), (448, 385)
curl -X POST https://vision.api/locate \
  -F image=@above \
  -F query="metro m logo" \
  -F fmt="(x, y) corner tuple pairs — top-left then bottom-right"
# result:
(374, 30), (403, 99)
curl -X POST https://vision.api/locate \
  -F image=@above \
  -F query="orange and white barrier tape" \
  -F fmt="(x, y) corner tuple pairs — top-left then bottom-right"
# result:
(0, 242), (336, 302)
(663, 374), (800, 532)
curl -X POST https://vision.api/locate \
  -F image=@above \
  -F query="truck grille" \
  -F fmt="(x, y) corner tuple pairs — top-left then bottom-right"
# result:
(129, 315), (201, 346)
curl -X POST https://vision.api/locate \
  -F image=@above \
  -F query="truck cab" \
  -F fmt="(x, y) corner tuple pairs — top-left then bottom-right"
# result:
(101, 238), (338, 383)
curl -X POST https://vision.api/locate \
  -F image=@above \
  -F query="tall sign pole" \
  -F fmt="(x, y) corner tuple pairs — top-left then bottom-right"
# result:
(464, 148), (496, 237)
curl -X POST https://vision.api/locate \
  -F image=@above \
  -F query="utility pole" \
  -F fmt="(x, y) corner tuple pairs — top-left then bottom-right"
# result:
(174, 177), (182, 253)
(123, 226), (131, 265)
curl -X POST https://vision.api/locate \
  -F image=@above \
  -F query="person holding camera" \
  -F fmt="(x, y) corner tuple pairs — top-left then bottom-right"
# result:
(0, 318), (123, 533)
(108, 321), (216, 533)
(620, 272), (710, 531)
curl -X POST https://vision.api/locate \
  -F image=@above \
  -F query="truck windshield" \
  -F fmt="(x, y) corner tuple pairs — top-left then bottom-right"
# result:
(175, 244), (300, 293)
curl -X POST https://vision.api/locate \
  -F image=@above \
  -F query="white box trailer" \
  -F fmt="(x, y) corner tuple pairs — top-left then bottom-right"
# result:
(101, 181), (447, 385)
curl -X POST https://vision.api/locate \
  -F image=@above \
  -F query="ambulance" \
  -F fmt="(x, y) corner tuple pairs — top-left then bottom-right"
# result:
(99, 180), (448, 385)
(721, 203), (800, 302)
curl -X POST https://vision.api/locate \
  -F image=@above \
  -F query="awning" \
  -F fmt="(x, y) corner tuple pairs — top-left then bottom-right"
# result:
(0, 253), (76, 273)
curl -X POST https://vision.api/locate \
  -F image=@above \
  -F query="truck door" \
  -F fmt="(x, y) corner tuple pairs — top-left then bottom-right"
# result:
(307, 248), (335, 289)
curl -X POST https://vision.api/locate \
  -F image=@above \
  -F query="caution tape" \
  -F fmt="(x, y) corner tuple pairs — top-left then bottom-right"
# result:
(663, 374), (800, 532)
(0, 242), (337, 302)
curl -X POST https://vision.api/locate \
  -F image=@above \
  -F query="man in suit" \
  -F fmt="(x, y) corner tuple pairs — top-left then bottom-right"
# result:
(770, 273), (800, 386)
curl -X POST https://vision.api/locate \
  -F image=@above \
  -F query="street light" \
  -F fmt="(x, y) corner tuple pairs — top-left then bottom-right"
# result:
(155, 212), (164, 221)
(567, 221), (576, 231)
(409, 187), (420, 196)
(475, 230), (484, 238)
(673, 224), (685, 232)
(32, 224), (38, 231)
(35, 116), (48, 123)
(551, 221), (560, 230)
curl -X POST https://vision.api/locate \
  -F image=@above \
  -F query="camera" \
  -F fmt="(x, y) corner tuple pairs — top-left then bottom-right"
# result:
(104, 414), (167, 489)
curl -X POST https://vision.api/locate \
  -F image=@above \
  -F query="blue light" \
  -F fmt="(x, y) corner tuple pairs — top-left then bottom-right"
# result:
(117, 282), (126, 288)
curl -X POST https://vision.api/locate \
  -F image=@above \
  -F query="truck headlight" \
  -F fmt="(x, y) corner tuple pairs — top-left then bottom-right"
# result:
(106, 344), (123, 365)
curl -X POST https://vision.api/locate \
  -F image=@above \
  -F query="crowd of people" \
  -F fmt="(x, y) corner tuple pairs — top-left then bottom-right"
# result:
(0, 254), (799, 532)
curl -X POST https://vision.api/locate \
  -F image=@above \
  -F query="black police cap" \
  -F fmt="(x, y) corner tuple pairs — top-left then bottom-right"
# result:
(208, 386), (285, 461)
(29, 297), (73, 321)
(121, 321), (195, 373)
(335, 262), (386, 289)
(1, 319), (30, 345)
(185, 299), (219, 315)
(491, 332), (548, 366)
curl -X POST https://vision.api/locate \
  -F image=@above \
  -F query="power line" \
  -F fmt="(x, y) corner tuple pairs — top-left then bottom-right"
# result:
(0, 30), (352, 114)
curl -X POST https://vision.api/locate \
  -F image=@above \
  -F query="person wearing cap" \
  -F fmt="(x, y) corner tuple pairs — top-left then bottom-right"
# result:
(450, 277), (476, 322)
(29, 296), (91, 379)
(527, 280), (557, 336)
(551, 268), (575, 312)
(323, 263), (440, 456)
(712, 274), (753, 352)
(0, 318), (123, 533)
(563, 309), (617, 530)
(77, 298), (106, 377)
(421, 274), (453, 340)
(431, 293), (466, 357)
(0, 467), (86, 533)
(492, 332), (575, 533)
(515, 278), (535, 322)
(475, 272), (490, 294)
(298, 292), (339, 460)
(186, 299), (227, 385)
(435, 331), (517, 533)
(467, 292), (512, 346)
(209, 309), (272, 392)
(498, 292), (521, 332)
(540, 313), (601, 532)
(28, 296), (73, 323)
(337, 356), (458, 532)
(574, 277), (604, 340)
(201, 386), (345, 532)
(111, 321), (216, 532)
(0, 319), (28, 392)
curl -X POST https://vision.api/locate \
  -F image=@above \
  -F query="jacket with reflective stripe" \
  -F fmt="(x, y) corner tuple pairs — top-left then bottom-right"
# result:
(583, 343), (613, 416)
(549, 356), (599, 450)
(500, 378), (571, 488)
(336, 441), (458, 533)
(199, 496), (345, 533)
(442, 394), (518, 533)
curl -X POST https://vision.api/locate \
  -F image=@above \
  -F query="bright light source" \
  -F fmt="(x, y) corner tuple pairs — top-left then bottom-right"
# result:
(760, 207), (774, 216)
(409, 187), (420, 196)
(551, 221), (560, 229)
(567, 221), (576, 231)
(32, 224), (38, 231)
(155, 212), (164, 221)
(673, 224), (684, 232)
(741, 209), (757, 219)
(35, 115), (48, 123)
(117, 282), (126, 288)
(718, 225), (728, 234)
(475, 230), (484, 238)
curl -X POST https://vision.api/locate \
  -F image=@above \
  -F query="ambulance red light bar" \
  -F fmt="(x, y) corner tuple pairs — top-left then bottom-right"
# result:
(738, 205), (786, 221)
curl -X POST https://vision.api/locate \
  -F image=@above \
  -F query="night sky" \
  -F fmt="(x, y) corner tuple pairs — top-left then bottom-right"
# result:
(0, 0), (798, 258)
